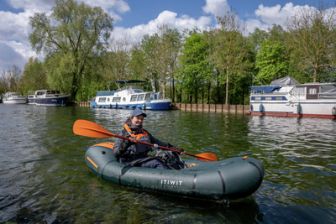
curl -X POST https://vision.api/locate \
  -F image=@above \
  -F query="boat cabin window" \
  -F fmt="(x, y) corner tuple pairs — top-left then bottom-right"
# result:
(98, 97), (106, 103)
(294, 87), (305, 95)
(137, 94), (145, 101)
(122, 97), (126, 102)
(130, 95), (138, 102)
(107, 98), (110, 102)
(145, 93), (150, 101)
(308, 88), (317, 95)
(36, 91), (45, 96)
(112, 97), (121, 102)
(306, 86), (319, 99)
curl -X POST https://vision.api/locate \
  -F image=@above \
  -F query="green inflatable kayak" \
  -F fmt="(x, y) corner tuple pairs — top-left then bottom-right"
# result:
(85, 142), (264, 201)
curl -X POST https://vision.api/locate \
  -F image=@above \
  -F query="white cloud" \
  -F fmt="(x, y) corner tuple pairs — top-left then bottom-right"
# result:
(243, 19), (269, 34)
(78, 0), (130, 21)
(8, 0), (54, 12)
(252, 3), (316, 30)
(0, 10), (32, 42)
(109, 10), (212, 49)
(0, 0), (130, 71)
(0, 42), (25, 71)
(203, 0), (230, 18)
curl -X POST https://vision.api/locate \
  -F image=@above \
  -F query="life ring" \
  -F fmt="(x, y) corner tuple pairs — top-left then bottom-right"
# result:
(332, 106), (336, 115)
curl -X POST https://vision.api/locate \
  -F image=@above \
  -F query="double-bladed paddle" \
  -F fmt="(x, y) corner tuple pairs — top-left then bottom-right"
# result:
(73, 119), (218, 161)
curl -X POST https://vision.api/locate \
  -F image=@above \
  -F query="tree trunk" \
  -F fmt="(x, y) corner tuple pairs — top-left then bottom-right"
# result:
(207, 82), (211, 104)
(71, 72), (79, 101)
(150, 79), (156, 92)
(172, 77), (175, 103)
(313, 64), (317, 82)
(225, 69), (229, 105)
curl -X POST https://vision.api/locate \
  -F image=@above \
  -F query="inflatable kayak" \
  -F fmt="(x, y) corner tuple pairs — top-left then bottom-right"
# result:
(85, 142), (264, 201)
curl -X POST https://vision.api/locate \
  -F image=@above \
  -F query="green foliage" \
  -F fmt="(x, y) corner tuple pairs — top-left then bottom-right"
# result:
(45, 53), (75, 93)
(177, 32), (212, 103)
(139, 27), (181, 97)
(208, 29), (253, 104)
(20, 58), (48, 94)
(255, 40), (289, 85)
(128, 47), (146, 80)
(287, 8), (336, 82)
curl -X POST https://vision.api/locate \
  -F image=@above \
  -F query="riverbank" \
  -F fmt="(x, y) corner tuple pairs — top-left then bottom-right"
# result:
(77, 101), (250, 115)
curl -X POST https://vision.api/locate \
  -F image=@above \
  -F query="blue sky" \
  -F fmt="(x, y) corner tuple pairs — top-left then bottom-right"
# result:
(0, 0), (333, 72)
(116, 0), (322, 27)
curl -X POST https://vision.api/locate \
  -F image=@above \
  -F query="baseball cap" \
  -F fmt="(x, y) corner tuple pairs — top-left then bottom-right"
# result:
(131, 108), (147, 117)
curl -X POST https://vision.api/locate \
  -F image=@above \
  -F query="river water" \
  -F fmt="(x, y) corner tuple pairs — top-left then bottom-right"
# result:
(0, 104), (335, 223)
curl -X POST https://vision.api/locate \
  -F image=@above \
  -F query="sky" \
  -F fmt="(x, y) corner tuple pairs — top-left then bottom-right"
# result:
(0, 0), (333, 73)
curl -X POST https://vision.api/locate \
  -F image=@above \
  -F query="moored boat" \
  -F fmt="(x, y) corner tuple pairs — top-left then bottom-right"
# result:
(90, 80), (172, 110)
(28, 90), (69, 106)
(250, 76), (336, 119)
(85, 142), (264, 201)
(2, 92), (27, 104)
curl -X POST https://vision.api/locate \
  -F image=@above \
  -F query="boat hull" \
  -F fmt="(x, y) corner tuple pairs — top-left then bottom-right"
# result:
(85, 143), (264, 201)
(32, 96), (69, 106)
(250, 100), (336, 119)
(3, 99), (27, 104)
(90, 100), (171, 110)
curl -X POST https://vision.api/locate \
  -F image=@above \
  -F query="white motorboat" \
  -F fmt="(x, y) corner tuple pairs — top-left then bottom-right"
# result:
(250, 76), (336, 119)
(2, 92), (27, 104)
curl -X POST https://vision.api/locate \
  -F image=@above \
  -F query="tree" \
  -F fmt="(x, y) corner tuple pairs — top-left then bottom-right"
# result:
(287, 7), (336, 82)
(102, 50), (130, 89)
(0, 66), (22, 93)
(255, 40), (289, 84)
(248, 28), (269, 53)
(139, 27), (181, 98)
(157, 27), (181, 100)
(29, 0), (113, 100)
(209, 13), (252, 104)
(129, 46), (146, 80)
(177, 32), (212, 103)
(20, 58), (48, 94)
(141, 34), (161, 92)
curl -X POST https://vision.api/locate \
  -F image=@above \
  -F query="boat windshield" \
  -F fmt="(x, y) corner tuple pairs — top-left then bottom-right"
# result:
(250, 86), (281, 94)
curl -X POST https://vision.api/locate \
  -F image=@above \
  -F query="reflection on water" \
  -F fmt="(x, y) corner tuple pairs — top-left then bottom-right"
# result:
(0, 105), (335, 223)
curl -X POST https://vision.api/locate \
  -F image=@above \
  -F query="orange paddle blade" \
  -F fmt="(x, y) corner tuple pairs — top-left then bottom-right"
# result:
(73, 119), (114, 139)
(194, 152), (218, 161)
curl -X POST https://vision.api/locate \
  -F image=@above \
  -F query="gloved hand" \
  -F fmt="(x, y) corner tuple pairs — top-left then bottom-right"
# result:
(153, 143), (159, 150)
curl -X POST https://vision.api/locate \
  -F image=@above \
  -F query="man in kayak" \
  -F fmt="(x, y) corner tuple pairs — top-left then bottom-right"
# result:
(113, 108), (184, 169)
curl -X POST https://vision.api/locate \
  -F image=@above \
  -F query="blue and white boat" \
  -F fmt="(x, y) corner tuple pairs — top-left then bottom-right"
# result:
(28, 90), (69, 106)
(90, 81), (172, 110)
